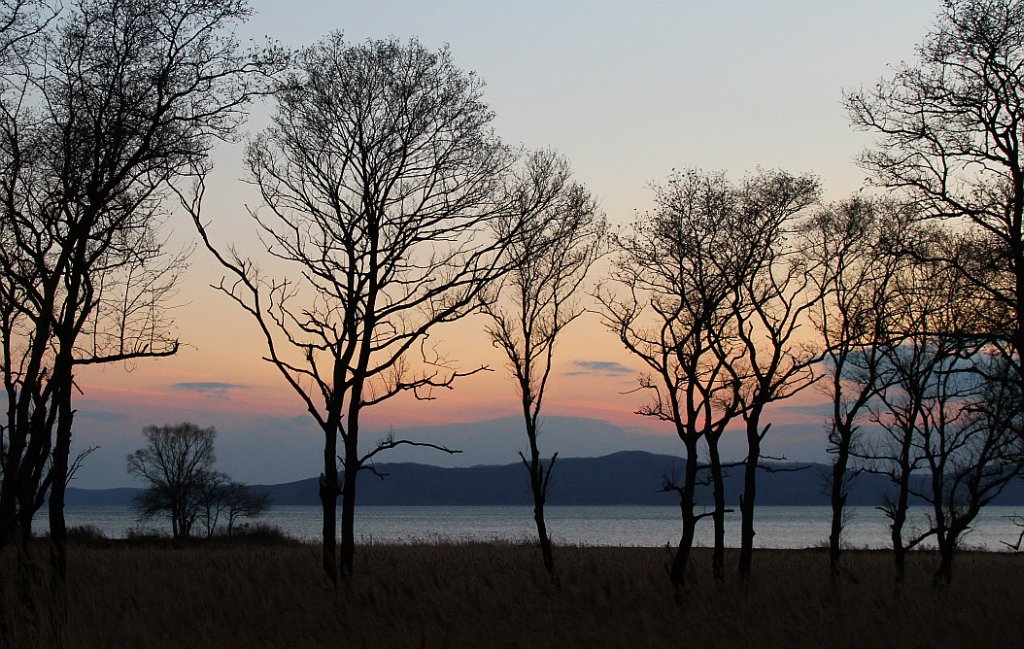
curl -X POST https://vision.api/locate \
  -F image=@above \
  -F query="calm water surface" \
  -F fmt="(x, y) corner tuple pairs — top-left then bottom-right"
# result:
(62, 504), (1024, 550)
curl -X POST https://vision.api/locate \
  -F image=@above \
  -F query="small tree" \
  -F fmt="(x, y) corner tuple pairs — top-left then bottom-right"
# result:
(482, 148), (603, 583)
(127, 423), (216, 540)
(221, 480), (271, 536)
(195, 472), (270, 538)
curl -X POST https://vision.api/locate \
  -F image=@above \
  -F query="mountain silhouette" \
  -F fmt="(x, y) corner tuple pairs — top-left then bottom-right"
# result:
(66, 450), (1024, 507)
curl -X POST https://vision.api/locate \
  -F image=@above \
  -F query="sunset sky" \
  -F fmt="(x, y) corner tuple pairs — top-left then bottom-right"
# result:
(71, 0), (940, 489)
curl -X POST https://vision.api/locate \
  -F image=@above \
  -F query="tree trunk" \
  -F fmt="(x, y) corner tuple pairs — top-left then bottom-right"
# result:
(893, 544), (907, 583)
(339, 436), (359, 579)
(531, 483), (555, 581)
(319, 426), (340, 586)
(0, 433), (26, 546)
(934, 535), (954, 585)
(706, 435), (726, 581)
(890, 432), (913, 583)
(890, 504), (908, 583)
(47, 388), (73, 583)
(523, 415), (557, 584)
(738, 420), (761, 579)
(670, 440), (700, 591)
(828, 433), (851, 580)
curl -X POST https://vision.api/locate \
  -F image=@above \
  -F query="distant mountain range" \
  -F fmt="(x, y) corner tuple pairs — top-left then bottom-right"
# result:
(65, 450), (1024, 507)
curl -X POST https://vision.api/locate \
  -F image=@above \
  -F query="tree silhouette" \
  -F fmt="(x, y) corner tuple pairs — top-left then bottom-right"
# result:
(128, 424), (217, 540)
(859, 233), (1022, 583)
(190, 34), (513, 585)
(716, 170), (821, 580)
(804, 197), (904, 579)
(482, 149), (604, 583)
(598, 169), (788, 588)
(847, 0), (1024, 395)
(0, 0), (278, 579)
(127, 424), (269, 540)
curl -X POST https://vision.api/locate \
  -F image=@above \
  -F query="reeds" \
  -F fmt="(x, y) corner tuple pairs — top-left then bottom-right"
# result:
(2, 539), (1022, 648)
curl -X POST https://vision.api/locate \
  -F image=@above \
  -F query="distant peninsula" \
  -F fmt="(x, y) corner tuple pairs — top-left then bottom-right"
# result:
(65, 451), (1024, 508)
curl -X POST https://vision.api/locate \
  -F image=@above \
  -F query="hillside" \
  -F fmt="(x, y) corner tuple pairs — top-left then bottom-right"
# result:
(65, 451), (1024, 507)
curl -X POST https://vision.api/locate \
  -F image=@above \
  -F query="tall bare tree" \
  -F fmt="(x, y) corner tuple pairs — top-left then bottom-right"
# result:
(848, 0), (1024, 580)
(190, 34), (513, 585)
(720, 170), (821, 580)
(0, 0), (278, 579)
(805, 197), (904, 579)
(597, 169), (757, 589)
(481, 149), (603, 583)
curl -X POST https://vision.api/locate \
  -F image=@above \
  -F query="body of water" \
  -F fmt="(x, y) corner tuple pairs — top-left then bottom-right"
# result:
(61, 504), (1024, 550)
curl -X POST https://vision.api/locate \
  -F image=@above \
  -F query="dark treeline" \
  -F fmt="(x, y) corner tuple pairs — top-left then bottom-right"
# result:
(2, 1), (1024, 640)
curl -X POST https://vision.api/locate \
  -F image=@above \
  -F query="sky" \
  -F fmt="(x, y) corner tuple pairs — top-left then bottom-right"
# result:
(69, 0), (942, 489)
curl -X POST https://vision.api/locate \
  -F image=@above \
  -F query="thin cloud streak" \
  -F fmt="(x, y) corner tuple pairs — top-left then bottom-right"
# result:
(170, 382), (247, 396)
(565, 360), (634, 376)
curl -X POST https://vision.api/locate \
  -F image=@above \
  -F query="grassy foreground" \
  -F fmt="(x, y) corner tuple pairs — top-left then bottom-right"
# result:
(2, 539), (1022, 648)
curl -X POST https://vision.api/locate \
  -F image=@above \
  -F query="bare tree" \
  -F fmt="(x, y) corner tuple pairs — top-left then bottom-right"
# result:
(597, 169), (755, 589)
(127, 423), (217, 540)
(481, 148), (603, 583)
(847, 1), (1024, 581)
(195, 472), (270, 538)
(220, 480), (270, 536)
(720, 170), (822, 580)
(924, 354), (1023, 583)
(804, 197), (904, 579)
(190, 34), (513, 585)
(846, 0), (1024, 383)
(0, 0), (279, 579)
(861, 239), (1022, 583)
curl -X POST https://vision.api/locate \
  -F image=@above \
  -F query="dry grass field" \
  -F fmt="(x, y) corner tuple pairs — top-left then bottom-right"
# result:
(2, 537), (1022, 648)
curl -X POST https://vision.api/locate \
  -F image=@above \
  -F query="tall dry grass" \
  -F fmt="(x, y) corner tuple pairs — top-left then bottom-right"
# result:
(2, 540), (1022, 648)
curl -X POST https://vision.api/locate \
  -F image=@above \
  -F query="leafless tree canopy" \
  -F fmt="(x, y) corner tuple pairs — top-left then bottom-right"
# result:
(846, 0), (1024, 362)
(192, 34), (511, 583)
(127, 423), (217, 540)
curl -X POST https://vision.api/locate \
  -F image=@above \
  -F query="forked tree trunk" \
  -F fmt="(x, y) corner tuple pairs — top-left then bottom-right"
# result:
(531, 482), (555, 581)
(524, 417), (557, 584)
